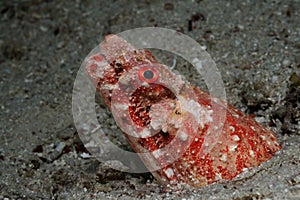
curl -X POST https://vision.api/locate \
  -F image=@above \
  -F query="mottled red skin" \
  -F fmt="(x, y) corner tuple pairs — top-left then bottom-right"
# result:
(85, 35), (281, 187)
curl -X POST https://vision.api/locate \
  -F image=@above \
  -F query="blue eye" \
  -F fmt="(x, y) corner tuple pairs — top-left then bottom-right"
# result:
(143, 70), (154, 80)
(138, 66), (158, 84)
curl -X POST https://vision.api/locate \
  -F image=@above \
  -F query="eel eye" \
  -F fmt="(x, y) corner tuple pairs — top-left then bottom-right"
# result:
(143, 70), (154, 80)
(138, 66), (159, 83)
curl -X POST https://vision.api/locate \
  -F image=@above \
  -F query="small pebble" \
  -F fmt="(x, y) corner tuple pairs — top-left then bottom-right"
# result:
(255, 116), (265, 123)
(282, 59), (291, 66)
(79, 152), (91, 159)
(39, 26), (48, 32)
(164, 3), (174, 10)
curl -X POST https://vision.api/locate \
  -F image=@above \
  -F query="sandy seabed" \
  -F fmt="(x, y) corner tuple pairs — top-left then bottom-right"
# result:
(0, 0), (299, 199)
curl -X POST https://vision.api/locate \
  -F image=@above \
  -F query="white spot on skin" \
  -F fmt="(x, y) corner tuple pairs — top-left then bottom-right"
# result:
(173, 120), (181, 129)
(215, 173), (222, 180)
(162, 125), (168, 133)
(220, 154), (227, 162)
(182, 162), (190, 168)
(229, 144), (238, 152)
(102, 84), (118, 90)
(113, 103), (128, 111)
(250, 126), (256, 131)
(229, 126), (235, 132)
(194, 138), (199, 142)
(242, 168), (248, 172)
(249, 150), (255, 157)
(260, 135), (266, 140)
(232, 113), (240, 118)
(152, 149), (162, 159)
(149, 99), (174, 131)
(140, 128), (151, 137)
(164, 168), (174, 178)
(180, 98), (213, 129)
(180, 131), (188, 141)
(232, 135), (240, 142)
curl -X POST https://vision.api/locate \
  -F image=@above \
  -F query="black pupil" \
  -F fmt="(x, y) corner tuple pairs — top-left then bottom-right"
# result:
(143, 70), (154, 80)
